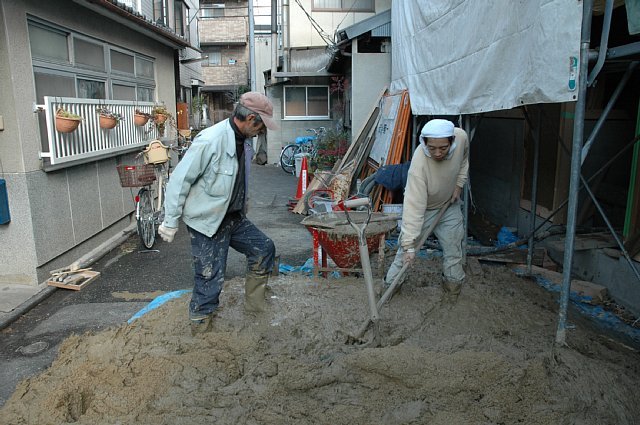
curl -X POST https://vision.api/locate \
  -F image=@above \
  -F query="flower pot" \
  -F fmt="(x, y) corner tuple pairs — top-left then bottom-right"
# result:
(55, 116), (81, 133)
(153, 113), (168, 125)
(134, 113), (149, 126)
(99, 114), (118, 129)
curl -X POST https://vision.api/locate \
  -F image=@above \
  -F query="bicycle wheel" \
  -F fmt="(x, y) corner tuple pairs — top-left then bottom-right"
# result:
(280, 144), (299, 174)
(137, 187), (156, 249)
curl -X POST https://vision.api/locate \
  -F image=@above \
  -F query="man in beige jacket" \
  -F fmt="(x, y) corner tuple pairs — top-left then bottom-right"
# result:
(384, 119), (469, 300)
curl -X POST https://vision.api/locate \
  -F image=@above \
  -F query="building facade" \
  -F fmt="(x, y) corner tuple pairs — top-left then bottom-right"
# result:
(0, 0), (200, 287)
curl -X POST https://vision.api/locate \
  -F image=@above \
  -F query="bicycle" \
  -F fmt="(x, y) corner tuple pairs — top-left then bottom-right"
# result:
(117, 139), (189, 248)
(279, 127), (326, 174)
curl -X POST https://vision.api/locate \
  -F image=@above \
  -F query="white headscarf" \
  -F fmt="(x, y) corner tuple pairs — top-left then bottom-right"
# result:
(419, 119), (457, 159)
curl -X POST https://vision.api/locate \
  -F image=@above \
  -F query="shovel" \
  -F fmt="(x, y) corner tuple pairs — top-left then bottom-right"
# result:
(339, 198), (382, 347)
(348, 200), (453, 343)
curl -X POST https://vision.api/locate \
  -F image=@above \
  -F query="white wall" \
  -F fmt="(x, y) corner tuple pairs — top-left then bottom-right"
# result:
(351, 38), (391, 141)
(288, 0), (391, 47)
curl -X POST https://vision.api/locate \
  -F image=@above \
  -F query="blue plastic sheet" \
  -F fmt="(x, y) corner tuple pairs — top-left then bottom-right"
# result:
(128, 289), (190, 323)
(513, 267), (640, 344)
(496, 226), (518, 247)
(279, 258), (342, 278)
(279, 258), (314, 275)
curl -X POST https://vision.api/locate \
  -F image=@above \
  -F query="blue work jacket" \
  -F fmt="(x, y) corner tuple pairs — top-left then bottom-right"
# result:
(163, 119), (253, 237)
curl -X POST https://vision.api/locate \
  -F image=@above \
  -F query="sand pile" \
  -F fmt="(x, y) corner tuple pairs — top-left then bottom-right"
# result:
(1, 261), (639, 424)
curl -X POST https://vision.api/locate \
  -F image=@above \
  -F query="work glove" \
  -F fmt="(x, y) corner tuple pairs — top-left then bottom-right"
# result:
(158, 223), (178, 243)
(403, 248), (416, 267)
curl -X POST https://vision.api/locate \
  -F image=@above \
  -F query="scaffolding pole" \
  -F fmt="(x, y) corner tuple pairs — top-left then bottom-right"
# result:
(556, 0), (593, 346)
(526, 106), (541, 275)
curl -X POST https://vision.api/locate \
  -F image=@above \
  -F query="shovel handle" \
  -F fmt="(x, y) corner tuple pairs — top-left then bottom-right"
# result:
(352, 200), (453, 340)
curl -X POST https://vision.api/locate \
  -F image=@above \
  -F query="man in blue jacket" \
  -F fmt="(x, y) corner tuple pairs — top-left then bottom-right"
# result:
(158, 92), (278, 326)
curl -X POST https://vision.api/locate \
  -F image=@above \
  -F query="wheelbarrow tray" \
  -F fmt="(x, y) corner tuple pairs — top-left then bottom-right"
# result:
(301, 212), (398, 269)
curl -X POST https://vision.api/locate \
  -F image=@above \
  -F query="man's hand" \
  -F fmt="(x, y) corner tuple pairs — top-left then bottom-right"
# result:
(403, 248), (416, 267)
(451, 186), (462, 203)
(158, 223), (178, 243)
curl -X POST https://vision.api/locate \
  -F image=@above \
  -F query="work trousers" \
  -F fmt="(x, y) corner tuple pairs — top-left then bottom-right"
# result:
(187, 213), (275, 316)
(385, 202), (465, 285)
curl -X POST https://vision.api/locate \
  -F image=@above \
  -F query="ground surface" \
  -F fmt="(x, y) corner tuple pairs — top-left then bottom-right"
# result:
(1, 257), (639, 425)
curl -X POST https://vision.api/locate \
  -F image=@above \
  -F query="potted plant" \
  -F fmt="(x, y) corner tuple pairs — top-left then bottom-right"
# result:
(55, 107), (83, 133)
(96, 106), (124, 130)
(149, 103), (175, 136)
(151, 104), (170, 125)
(134, 109), (151, 126)
(314, 129), (350, 170)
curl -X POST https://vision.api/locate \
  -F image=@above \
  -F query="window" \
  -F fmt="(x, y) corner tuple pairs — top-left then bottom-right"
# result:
(137, 87), (154, 102)
(74, 38), (105, 71)
(112, 82), (136, 101)
(175, 1), (188, 38)
(204, 48), (221, 66)
(110, 50), (135, 75)
(28, 23), (69, 63)
(28, 20), (156, 102)
(136, 57), (154, 79)
(154, 0), (169, 26)
(284, 86), (329, 119)
(201, 5), (225, 18)
(78, 79), (106, 99)
(312, 0), (374, 12)
(33, 71), (75, 103)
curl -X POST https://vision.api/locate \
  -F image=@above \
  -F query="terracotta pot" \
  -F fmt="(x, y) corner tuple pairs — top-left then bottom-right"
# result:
(55, 116), (81, 133)
(134, 113), (149, 126)
(99, 114), (118, 129)
(153, 113), (167, 125)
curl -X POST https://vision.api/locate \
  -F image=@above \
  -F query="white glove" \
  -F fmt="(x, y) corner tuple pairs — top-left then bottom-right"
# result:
(403, 248), (416, 267)
(158, 223), (178, 243)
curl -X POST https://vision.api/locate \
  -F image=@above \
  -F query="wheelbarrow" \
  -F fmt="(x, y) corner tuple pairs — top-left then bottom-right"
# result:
(300, 201), (399, 277)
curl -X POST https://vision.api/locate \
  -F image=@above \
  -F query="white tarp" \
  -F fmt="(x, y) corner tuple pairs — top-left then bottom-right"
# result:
(391, 0), (583, 115)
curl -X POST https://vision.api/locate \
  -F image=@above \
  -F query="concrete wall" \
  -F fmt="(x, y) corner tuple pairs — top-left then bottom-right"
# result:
(351, 38), (390, 141)
(0, 0), (177, 286)
(288, 0), (391, 47)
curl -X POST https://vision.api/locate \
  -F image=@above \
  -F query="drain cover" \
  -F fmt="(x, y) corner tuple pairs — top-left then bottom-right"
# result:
(17, 341), (49, 355)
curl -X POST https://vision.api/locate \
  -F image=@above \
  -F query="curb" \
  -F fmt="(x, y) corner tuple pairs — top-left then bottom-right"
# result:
(0, 223), (136, 332)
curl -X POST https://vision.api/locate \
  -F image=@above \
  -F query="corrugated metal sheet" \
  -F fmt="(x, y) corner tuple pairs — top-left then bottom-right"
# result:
(372, 22), (391, 38)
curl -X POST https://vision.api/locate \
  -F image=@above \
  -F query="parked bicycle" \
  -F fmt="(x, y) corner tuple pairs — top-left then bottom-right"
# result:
(279, 127), (326, 174)
(116, 139), (188, 248)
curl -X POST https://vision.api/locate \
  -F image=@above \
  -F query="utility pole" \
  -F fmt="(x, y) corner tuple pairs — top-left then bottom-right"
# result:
(248, 0), (256, 91)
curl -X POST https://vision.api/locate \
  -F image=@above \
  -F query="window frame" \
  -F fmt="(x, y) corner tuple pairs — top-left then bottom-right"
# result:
(27, 18), (156, 102)
(283, 85), (330, 120)
(311, 0), (374, 12)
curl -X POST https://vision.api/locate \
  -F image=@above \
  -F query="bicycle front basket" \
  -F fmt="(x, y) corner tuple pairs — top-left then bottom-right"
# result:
(116, 164), (156, 187)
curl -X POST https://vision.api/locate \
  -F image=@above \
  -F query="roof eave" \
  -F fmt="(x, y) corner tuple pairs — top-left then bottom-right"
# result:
(72, 0), (193, 50)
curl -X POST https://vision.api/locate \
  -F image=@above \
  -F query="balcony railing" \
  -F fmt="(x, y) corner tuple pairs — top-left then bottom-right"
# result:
(39, 97), (159, 166)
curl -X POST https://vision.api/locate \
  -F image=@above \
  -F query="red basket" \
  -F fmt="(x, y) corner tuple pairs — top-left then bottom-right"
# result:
(116, 164), (156, 187)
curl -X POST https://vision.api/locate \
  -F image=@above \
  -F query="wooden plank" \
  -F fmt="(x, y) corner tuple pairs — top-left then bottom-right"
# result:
(515, 264), (608, 304)
(547, 232), (617, 252)
(477, 247), (545, 266)
(46, 270), (100, 291)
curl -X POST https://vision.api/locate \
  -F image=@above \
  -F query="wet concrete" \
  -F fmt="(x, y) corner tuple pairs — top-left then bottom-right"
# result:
(0, 162), (311, 407)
